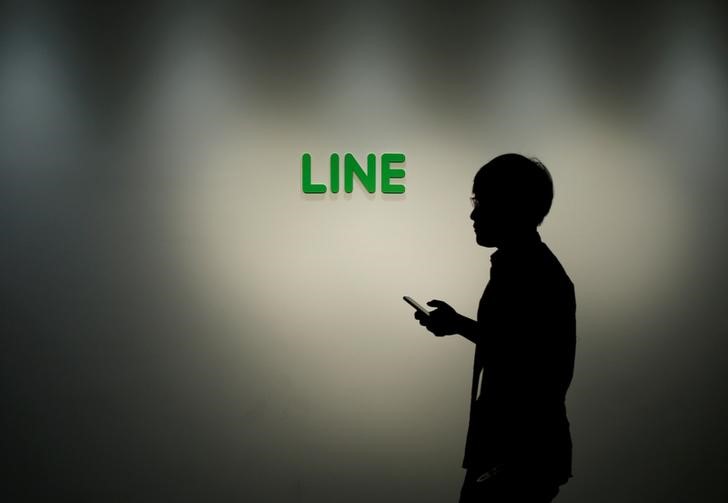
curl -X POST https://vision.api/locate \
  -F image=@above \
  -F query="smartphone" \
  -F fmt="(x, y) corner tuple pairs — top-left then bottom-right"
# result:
(403, 296), (430, 317)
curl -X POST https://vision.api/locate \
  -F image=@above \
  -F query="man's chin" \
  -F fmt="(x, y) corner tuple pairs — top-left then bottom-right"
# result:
(475, 233), (497, 248)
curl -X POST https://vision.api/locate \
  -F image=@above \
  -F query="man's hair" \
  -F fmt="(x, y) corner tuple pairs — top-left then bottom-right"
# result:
(473, 153), (554, 226)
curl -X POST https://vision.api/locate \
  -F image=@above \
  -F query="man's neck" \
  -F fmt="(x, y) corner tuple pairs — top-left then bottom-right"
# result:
(496, 229), (541, 254)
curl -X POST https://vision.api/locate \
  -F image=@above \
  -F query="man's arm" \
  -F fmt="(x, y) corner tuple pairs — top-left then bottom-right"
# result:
(455, 314), (479, 344)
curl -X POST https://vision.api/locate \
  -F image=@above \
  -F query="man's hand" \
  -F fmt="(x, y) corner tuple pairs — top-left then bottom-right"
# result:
(414, 299), (462, 337)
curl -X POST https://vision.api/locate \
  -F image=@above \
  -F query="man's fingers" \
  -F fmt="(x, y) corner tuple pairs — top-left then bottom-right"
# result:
(413, 309), (443, 334)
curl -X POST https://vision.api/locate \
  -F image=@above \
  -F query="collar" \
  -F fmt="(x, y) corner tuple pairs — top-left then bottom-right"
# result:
(490, 230), (543, 266)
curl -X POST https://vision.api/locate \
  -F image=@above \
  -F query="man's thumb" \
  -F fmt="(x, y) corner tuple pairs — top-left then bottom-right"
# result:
(427, 299), (446, 308)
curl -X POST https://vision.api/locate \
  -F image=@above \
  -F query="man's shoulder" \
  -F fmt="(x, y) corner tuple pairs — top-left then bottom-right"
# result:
(531, 244), (575, 299)
(540, 244), (571, 276)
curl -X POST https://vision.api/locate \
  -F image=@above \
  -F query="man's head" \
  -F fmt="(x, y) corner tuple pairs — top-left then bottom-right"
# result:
(470, 153), (553, 248)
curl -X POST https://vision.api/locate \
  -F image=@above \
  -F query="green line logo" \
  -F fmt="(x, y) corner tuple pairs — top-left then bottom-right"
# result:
(302, 153), (406, 194)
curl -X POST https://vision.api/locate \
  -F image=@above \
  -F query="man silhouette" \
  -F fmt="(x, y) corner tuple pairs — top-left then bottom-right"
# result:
(414, 154), (576, 502)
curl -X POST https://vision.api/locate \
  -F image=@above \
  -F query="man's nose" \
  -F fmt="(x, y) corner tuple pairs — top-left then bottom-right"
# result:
(470, 208), (477, 221)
